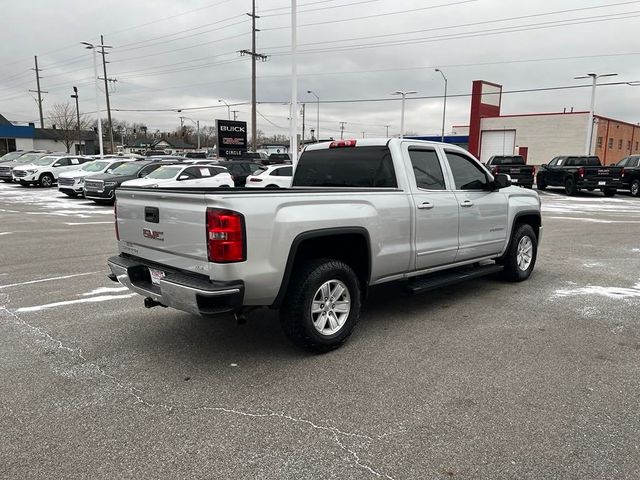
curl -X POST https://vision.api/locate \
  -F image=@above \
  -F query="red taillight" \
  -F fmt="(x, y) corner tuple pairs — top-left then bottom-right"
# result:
(114, 201), (119, 241)
(206, 208), (245, 263)
(329, 139), (357, 148)
(532, 166), (536, 176)
(249, 177), (263, 182)
(492, 166), (500, 174)
(578, 167), (585, 178)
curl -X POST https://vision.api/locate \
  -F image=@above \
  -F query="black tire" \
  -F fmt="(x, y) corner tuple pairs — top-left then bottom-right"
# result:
(280, 258), (361, 353)
(536, 176), (547, 190)
(1, 179), (11, 183)
(64, 191), (78, 198)
(502, 223), (537, 282)
(39, 173), (54, 188)
(265, 184), (279, 189)
(602, 188), (616, 197)
(630, 179), (640, 197)
(587, 188), (595, 192)
(564, 177), (578, 196)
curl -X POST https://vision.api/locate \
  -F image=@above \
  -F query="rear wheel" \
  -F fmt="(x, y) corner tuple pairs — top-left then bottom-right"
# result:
(602, 188), (616, 197)
(536, 176), (547, 190)
(280, 258), (361, 353)
(265, 184), (279, 189)
(564, 177), (578, 196)
(502, 224), (537, 282)
(631, 179), (640, 197)
(1, 179), (11, 183)
(39, 173), (54, 188)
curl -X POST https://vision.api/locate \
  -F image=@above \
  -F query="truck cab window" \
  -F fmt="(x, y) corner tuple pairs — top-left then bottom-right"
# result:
(408, 149), (445, 190)
(445, 151), (488, 190)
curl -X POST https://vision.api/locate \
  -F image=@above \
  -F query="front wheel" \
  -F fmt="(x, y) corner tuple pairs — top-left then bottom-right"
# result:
(39, 174), (54, 188)
(280, 258), (361, 353)
(502, 224), (538, 282)
(602, 188), (616, 197)
(63, 191), (78, 198)
(630, 179), (640, 197)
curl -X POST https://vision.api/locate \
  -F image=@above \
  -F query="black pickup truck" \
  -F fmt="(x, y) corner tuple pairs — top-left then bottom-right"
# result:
(536, 155), (623, 196)
(616, 155), (640, 197)
(485, 155), (535, 188)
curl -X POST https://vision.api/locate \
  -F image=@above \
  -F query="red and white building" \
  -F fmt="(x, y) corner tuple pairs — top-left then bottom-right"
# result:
(467, 81), (640, 165)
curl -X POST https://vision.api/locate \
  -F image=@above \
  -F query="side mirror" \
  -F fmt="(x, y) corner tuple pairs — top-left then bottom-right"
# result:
(52, 163), (61, 168)
(178, 174), (189, 181)
(106, 168), (113, 174)
(493, 173), (511, 190)
(540, 164), (547, 168)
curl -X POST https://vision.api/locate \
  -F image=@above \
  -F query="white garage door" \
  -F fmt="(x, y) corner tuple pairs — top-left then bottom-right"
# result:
(480, 130), (516, 163)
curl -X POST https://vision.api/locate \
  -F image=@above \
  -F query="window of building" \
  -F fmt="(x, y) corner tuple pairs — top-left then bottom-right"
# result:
(618, 139), (623, 150)
(608, 138), (613, 149)
(636, 142), (639, 151)
(596, 137), (603, 148)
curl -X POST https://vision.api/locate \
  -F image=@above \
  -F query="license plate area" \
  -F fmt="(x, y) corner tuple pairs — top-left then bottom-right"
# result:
(149, 268), (166, 286)
(511, 178), (518, 183)
(598, 181), (606, 186)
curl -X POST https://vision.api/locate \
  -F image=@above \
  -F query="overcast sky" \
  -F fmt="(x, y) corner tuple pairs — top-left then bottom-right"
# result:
(1, 0), (639, 139)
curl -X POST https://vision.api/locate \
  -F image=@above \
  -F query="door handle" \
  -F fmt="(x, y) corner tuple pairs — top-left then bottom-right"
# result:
(417, 202), (434, 210)
(460, 200), (474, 207)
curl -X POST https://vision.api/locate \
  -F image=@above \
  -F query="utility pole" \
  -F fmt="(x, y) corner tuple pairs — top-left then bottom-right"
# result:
(100, 35), (115, 153)
(385, 125), (390, 138)
(301, 103), (305, 143)
(290, 0), (298, 164)
(29, 56), (46, 128)
(240, 0), (269, 152)
(339, 121), (346, 140)
(362, 131), (365, 139)
(575, 72), (617, 155)
(231, 110), (239, 121)
(70, 86), (81, 153)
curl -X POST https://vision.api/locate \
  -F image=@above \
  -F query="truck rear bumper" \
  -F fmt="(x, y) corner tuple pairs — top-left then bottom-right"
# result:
(107, 255), (244, 316)
(577, 180), (621, 189)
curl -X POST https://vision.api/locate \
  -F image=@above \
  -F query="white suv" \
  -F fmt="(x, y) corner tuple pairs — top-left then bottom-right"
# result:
(245, 164), (293, 188)
(12, 155), (90, 188)
(58, 159), (134, 197)
(121, 164), (233, 188)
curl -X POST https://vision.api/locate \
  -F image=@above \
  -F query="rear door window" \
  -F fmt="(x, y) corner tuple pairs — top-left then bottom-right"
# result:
(293, 146), (397, 187)
(408, 149), (446, 190)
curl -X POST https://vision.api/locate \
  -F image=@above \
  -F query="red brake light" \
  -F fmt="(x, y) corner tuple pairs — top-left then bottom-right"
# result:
(329, 139), (357, 148)
(206, 208), (245, 263)
(114, 201), (119, 241)
(578, 167), (585, 178)
(532, 166), (536, 176)
(492, 166), (500, 174)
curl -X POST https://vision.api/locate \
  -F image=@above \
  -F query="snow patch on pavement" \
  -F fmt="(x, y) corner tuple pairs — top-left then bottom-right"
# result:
(15, 293), (137, 313)
(554, 282), (640, 299)
(81, 286), (128, 296)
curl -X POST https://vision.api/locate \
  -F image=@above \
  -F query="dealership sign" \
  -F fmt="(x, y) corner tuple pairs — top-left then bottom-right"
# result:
(216, 120), (248, 157)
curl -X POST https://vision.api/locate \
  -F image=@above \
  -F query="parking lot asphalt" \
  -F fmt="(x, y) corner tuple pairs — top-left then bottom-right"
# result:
(1, 182), (639, 480)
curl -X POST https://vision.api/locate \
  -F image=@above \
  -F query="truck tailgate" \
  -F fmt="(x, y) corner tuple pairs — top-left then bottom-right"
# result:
(584, 166), (623, 179)
(116, 188), (210, 271)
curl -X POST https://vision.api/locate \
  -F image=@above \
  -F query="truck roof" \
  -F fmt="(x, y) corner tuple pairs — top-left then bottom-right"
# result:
(303, 138), (449, 151)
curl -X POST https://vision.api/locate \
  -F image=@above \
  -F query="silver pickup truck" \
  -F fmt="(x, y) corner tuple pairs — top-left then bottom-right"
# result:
(108, 139), (542, 352)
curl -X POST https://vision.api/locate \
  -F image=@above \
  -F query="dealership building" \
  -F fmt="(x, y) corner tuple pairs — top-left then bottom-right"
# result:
(465, 81), (640, 165)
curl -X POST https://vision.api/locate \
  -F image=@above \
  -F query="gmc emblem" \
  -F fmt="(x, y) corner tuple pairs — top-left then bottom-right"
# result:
(143, 228), (164, 241)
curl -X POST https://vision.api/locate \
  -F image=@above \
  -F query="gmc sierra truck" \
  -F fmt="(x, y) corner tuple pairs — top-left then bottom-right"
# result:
(108, 139), (542, 352)
(536, 155), (622, 196)
(485, 155), (535, 188)
(616, 155), (640, 197)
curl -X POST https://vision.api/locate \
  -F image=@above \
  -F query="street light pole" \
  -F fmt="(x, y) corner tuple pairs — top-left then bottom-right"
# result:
(290, 0), (299, 164)
(218, 99), (231, 120)
(307, 90), (319, 142)
(575, 72), (617, 155)
(82, 41), (105, 158)
(435, 68), (447, 142)
(392, 90), (417, 139)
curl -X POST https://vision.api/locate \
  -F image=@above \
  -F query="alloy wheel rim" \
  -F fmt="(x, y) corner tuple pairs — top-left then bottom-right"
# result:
(632, 182), (639, 196)
(516, 236), (533, 271)
(311, 280), (351, 336)
(42, 177), (51, 187)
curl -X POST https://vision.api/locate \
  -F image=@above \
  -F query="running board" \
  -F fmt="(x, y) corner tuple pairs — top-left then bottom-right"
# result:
(406, 263), (504, 294)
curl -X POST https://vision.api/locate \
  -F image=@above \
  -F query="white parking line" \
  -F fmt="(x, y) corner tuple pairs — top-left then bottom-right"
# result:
(0, 272), (100, 290)
(15, 293), (137, 313)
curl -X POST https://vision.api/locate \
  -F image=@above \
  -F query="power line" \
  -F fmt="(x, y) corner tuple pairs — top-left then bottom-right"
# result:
(264, 9), (640, 56)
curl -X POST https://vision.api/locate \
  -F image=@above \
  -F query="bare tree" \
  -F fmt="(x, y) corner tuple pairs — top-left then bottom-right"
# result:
(48, 102), (92, 153)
